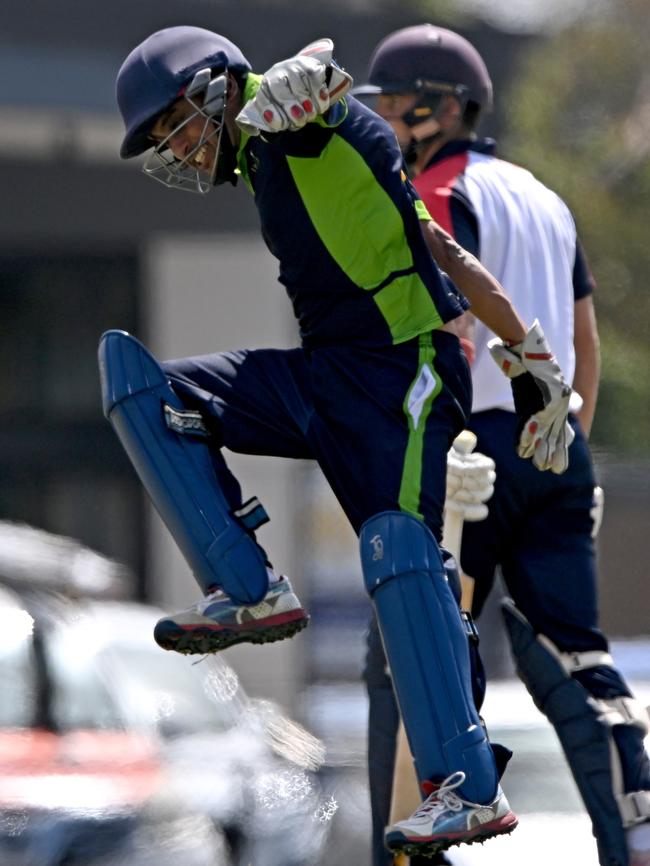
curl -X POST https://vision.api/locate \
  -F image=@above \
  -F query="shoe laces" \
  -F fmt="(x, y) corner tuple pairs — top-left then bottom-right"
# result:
(201, 571), (280, 607)
(186, 587), (227, 614)
(413, 771), (467, 818)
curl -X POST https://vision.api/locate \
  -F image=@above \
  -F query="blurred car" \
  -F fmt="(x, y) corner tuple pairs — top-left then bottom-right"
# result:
(0, 522), (331, 866)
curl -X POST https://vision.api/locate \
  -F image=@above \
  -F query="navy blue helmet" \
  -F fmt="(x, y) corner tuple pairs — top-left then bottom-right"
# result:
(117, 26), (251, 159)
(116, 26), (251, 192)
(355, 24), (492, 120)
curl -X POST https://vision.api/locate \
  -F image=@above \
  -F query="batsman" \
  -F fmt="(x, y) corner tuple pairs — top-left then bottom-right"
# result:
(104, 26), (576, 859)
(356, 23), (650, 866)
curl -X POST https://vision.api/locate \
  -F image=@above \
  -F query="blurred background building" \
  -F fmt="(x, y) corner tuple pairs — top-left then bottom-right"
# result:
(1, 0), (649, 826)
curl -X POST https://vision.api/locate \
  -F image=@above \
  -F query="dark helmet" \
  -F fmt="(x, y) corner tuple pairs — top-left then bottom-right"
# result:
(356, 23), (493, 116)
(116, 26), (251, 159)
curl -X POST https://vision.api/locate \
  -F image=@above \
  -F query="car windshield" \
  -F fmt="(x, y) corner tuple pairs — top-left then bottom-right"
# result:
(0, 605), (37, 728)
(0, 598), (244, 736)
(46, 620), (242, 736)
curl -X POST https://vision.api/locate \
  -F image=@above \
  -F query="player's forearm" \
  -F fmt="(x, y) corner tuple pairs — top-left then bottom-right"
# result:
(422, 220), (526, 343)
(573, 296), (600, 436)
(573, 366), (598, 437)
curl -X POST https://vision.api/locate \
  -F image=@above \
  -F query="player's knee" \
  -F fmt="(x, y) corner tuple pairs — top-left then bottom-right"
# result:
(359, 510), (445, 598)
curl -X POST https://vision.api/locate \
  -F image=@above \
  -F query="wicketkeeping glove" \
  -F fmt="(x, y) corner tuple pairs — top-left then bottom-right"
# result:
(236, 38), (353, 136)
(488, 319), (574, 474)
(446, 448), (496, 522)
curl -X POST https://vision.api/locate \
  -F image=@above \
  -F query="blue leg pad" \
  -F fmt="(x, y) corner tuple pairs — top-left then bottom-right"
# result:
(98, 330), (268, 605)
(360, 511), (498, 804)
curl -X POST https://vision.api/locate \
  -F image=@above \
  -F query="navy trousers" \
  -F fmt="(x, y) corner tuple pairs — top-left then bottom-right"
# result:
(462, 410), (604, 650)
(162, 332), (471, 539)
(364, 409), (650, 866)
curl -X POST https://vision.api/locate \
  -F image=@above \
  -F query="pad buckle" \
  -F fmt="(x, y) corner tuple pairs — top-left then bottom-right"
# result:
(232, 496), (270, 532)
(163, 404), (210, 438)
(461, 610), (479, 643)
(619, 790), (650, 826)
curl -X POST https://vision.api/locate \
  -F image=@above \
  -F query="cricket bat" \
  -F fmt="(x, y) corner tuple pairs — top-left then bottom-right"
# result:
(389, 430), (477, 864)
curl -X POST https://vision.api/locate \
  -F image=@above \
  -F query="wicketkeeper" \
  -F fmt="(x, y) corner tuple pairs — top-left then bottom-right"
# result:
(104, 26), (577, 859)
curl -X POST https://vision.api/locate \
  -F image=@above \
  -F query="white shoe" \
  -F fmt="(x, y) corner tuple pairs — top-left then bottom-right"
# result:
(384, 771), (518, 857)
(153, 573), (309, 654)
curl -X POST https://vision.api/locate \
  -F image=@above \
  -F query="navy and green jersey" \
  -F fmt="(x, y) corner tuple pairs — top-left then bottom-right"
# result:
(236, 74), (468, 349)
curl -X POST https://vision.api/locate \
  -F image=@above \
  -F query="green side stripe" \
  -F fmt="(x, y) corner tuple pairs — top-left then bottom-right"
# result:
(236, 73), (264, 193)
(314, 98), (349, 129)
(287, 136), (442, 341)
(398, 333), (441, 519)
(287, 136), (412, 286)
(374, 272), (443, 343)
(414, 198), (432, 221)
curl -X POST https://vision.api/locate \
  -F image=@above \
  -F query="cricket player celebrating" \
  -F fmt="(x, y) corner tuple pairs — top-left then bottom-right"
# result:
(356, 23), (650, 866)
(104, 26), (576, 859)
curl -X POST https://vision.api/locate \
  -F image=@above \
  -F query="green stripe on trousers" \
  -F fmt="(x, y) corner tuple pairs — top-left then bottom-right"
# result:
(398, 333), (442, 519)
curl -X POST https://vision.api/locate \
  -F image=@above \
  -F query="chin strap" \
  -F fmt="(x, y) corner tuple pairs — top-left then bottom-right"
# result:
(403, 131), (444, 169)
(400, 88), (466, 170)
(213, 125), (239, 186)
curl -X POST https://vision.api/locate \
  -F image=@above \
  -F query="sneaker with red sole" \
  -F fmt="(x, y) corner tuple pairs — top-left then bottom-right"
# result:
(384, 771), (518, 858)
(153, 573), (309, 655)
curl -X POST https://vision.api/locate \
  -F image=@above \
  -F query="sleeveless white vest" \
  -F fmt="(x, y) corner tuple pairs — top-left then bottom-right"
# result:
(462, 153), (577, 413)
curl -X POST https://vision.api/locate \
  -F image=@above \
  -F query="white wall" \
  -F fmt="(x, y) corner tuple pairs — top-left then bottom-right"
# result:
(143, 232), (309, 712)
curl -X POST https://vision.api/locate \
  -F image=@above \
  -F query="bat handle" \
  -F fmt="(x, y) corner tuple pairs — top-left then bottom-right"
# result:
(444, 430), (477, 608)
(451, 428), (477, 457)
(441, 509), (464, 561)
(443, 430), (476, 559)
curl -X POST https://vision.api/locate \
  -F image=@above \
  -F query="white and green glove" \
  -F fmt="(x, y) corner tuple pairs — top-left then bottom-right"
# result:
(489, 319), (574, 474)
(236, 38), (353, 136)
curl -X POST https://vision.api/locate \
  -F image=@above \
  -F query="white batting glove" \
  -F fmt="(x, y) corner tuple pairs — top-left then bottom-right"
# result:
(489, 319), (574, 475)
(446, 448), (496, 522)
(236, 38), (353, 136)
